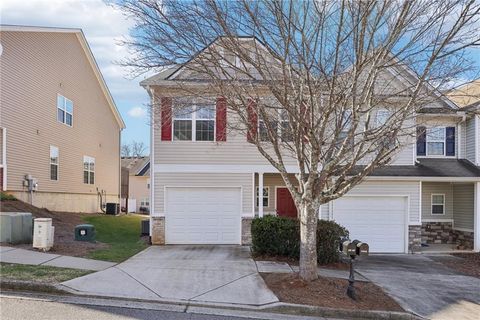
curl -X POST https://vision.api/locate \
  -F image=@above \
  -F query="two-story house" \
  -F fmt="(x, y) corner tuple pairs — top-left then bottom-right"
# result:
(0, 25), (125, 212)
(141, 38), (479, 253)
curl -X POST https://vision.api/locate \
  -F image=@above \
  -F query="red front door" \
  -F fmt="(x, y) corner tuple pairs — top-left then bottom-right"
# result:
(276, 188), (298, 218)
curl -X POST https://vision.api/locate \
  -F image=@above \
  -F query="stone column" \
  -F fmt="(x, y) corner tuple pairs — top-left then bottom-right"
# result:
(151, 216), (165, 245)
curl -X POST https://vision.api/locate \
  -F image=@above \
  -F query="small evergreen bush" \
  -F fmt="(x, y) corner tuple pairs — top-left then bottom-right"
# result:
(251, 215), (349, 264)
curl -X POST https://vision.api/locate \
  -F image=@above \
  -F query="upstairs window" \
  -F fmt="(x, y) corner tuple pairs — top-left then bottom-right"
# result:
(173, 104), (215, 141)
(280, 109), (292, 141)
(83, 156), (95, 184)
(57, 94), (73, 126)
(375, 109), (391, 127)
(426, 127), (446, 156)
(50, 146), (59, 181)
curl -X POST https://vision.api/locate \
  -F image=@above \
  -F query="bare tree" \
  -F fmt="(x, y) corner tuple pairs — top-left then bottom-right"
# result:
(116, 0), (480, 280)
(121, 143), (132, 157)
(132, 141), (147, 157)
(122, 141), (147, 157)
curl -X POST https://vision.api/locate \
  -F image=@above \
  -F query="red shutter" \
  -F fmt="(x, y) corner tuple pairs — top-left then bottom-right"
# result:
(216, 97), (227, 141)
(161, 97), (172, 141)
(247, 98), (258, 142)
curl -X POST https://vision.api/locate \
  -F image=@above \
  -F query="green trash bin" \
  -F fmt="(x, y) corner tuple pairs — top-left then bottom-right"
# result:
(74, 224), (96, 242)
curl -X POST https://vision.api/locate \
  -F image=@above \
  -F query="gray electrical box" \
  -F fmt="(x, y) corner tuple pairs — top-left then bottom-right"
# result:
(0, 212), (33, 244)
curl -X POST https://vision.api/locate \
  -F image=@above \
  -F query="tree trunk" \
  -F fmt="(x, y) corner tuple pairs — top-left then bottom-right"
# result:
(299, 202), (319, 281)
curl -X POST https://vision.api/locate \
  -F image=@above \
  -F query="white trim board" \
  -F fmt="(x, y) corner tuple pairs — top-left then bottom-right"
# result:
(154, 163), (300, 173)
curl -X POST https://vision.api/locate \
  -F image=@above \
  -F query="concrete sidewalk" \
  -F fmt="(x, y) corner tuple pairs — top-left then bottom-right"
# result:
(0, 246), (115, 271)
(61, 245), (279, 306)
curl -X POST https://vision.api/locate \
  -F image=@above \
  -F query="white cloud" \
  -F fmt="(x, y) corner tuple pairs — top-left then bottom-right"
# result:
(127, 106), (147, 118)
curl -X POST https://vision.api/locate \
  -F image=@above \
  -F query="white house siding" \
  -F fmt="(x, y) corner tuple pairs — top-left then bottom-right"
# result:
(320, 180), (420, 224)
(0, 128), (3, 164)
(421, 182), (454, 220)
(153, 172), (252, 216)
(466, 117), (476, 163)
(477, 115), (480, 164)
(453, 183), (474, 230)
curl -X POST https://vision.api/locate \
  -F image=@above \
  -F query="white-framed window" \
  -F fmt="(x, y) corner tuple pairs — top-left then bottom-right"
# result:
(375, 109), (391, 127)
(431, 194), (445, 215)
(83, 156), (95, 184)
(426, 127), (446, 156)
(50, 146), (59, 181)
(57, 94), (73, 126)
(173, 104), (215, 141)
(280, 109), (292, 141)
(256, 187), (269, 207)
(140, 197), (150, 207)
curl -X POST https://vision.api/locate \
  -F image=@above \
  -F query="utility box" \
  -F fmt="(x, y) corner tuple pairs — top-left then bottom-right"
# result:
(0, 212), (33, 244)
(75, 224), (96, 242)
(33, 218), (54, 251)
(141, 219), (149, 236)
(106, 203), (119, 215)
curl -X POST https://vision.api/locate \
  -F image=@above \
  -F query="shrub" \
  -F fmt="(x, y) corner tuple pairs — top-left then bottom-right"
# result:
(0, 192), (16, 201)
(251, 215), (349, 264)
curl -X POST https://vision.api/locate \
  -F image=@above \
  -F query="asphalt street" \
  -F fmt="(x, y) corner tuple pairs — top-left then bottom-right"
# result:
(0, 293), (339, 320)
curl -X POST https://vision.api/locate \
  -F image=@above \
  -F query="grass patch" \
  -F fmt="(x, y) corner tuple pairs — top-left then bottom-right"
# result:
(1, 192), (16, 201)
(83, 214), (148, 262)
(0, 263), (91, 283)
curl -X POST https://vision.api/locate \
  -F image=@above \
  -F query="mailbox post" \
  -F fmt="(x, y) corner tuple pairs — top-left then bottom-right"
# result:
(339, 238), (369, 300)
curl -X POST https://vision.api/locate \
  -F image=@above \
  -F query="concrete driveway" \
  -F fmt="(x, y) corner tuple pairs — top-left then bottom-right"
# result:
(356, 254), (480, 319)
(61, 246), (278, 306)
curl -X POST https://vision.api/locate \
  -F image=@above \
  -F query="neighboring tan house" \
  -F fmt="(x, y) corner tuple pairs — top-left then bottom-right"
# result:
(0, 25), (125, 212)
(141, 37), (480, 253)
(121, 156), (150, 213)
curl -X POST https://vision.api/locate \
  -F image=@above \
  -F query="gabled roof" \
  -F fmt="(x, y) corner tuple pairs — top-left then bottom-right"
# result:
(121, 156), (150, 176)
(0, 25), (126, 129)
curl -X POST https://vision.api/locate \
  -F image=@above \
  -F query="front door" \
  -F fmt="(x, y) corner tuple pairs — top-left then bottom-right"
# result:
(276, 187), (297, 218)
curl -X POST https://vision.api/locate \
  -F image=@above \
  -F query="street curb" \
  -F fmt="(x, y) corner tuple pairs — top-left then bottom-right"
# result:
(2, 281), (422, 320)
(0, 280), (69, 295)
(264, 303), (422, 320)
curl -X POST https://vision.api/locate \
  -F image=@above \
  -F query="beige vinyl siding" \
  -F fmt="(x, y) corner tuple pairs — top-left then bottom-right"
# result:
(452, 183), (474, 230)
(421, 182), (453, 220)
(477, 115), (480, 164)
(0, 31), (120, 197)
(458, 122), (467, 159)
(466, 117), (476, 163)
(154, 172), (252, 215)
(322, 180), (421, 223)
(320, 204), (329, 220)
(0, 128), (3, 164)
(128, 176), (150, 212)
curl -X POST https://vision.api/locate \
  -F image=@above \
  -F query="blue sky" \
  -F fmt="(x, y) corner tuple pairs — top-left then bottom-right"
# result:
(1, 0), (151, 150)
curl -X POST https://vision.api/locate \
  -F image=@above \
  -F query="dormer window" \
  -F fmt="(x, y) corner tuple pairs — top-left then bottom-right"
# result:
(426, 127), (445, 155)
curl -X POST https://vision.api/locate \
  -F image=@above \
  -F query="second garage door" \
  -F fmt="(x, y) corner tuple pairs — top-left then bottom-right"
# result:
(332, 196), (407, 253)
(165, 187), (241, 244)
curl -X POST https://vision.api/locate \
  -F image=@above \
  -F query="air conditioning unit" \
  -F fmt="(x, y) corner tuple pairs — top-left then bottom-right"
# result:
(33, 218), (54, 251)
(141, 219), (149, 236)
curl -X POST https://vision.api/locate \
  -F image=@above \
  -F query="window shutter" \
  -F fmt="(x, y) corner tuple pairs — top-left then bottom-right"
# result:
(215, 97), (227, 141)
(446, 127), (455, 156)
(416, 126), (426, 156)
(161, 97), (172, 141)
(247, 99), (258, 142)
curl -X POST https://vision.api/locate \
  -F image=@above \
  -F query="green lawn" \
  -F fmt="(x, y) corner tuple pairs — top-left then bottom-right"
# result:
(83, 214), (148, 262)
(0, 263), (91, 283)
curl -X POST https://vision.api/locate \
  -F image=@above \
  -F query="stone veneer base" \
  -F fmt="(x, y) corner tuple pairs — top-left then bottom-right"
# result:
(421, 222), (454, 244)
(408, 225), (422, 253)
(452, 229), (474, 250)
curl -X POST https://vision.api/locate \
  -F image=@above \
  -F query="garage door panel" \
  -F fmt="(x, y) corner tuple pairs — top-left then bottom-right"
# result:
(333, 196), (407, 253)
(166, 187), (241, 244)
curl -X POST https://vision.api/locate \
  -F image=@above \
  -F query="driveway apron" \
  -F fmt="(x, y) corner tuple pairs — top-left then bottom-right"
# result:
(61, 245), (279, 306)
(356, 254), (480, 319)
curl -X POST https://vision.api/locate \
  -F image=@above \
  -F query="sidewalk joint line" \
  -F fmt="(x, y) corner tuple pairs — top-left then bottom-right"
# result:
(188, 272), (256, 301)
(38, 255), (62, 266)
(115, 266), (164, 300)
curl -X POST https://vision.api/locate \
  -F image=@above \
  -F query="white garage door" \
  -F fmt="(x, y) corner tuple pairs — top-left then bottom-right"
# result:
(332, 196), (407, 253)
(165, 187), (241, 244)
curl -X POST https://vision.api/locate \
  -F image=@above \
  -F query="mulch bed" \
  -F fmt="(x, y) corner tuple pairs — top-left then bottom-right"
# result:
(444, 253), (480, 278)
(261, 273), (403, 312)
(1, 200), (108, 257)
